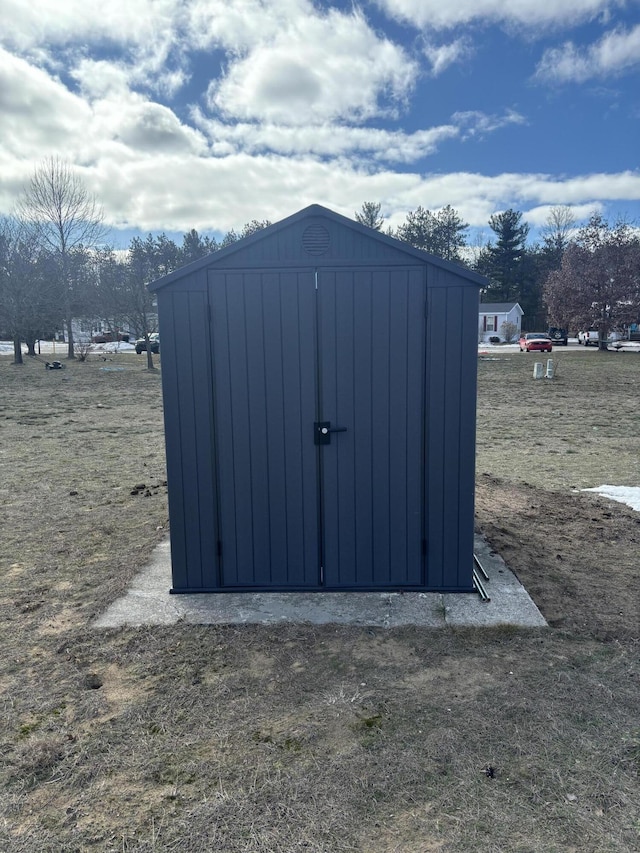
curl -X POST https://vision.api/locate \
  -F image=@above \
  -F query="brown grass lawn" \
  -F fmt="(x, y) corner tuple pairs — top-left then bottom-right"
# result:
(0, 348), (638, 852)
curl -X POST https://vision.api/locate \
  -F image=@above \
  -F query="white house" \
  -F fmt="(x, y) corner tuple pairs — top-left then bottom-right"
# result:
(478, 302), (523, 342)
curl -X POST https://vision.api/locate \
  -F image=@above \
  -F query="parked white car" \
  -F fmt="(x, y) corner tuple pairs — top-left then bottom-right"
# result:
(578, 329), (598, 346)
(578, 329), (622, 346)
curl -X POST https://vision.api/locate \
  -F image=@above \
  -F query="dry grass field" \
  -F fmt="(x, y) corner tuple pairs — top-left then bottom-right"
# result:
(0, 347), (638, 852)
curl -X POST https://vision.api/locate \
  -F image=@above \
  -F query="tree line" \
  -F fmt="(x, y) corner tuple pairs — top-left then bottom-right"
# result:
(0, 157), (273, 366)
(2, 158), (639, 364)
(357, 201), (640, 346)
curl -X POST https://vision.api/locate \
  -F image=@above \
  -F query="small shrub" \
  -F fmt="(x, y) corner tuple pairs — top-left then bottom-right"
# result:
(500, 321), (519, 342)
(489, 336), (500, 344)
(75, 341), (93, 362)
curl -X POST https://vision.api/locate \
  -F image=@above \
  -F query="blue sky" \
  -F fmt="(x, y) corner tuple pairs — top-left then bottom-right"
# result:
(1, 0), (639, 248)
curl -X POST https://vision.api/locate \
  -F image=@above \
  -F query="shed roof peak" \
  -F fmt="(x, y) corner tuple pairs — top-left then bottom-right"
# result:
(149, 203), (487, 291)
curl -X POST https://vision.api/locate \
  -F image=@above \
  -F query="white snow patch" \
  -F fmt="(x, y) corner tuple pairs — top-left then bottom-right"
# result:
(89, 342), (136, 353)
(582, 485), (640, 512)
(0, 340), (136, 354)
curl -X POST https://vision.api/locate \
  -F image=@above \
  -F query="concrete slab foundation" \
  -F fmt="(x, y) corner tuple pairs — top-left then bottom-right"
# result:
(94, 535), (546, 630)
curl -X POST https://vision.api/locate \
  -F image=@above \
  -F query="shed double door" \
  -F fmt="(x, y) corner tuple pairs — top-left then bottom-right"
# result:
(209, 267), (426, 589)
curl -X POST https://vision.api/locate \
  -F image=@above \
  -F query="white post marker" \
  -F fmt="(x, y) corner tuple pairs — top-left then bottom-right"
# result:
(546, 359), (554, 379)
(533, 362), (543, 379)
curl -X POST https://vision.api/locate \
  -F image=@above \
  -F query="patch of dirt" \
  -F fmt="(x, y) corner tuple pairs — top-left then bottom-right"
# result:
(476, 474), (640, 639)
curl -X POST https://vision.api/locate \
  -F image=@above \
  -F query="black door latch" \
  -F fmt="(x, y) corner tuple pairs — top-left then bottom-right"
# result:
(314, 421), (348, 445)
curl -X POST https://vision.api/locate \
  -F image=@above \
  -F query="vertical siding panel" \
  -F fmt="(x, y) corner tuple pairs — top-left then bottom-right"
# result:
(263, 270), (320, 586)
(210, 275), (238, 584)
(317, 272), (334, 576)
(299, 271), (322, 583)
(390, 267), (425, 585)
(371, 269), (391, 584)
(158, 292), (188, 589)
(187, 290), (217, 587)
(279, 272), (319, 584)
(319, 271), (353, 582)
(407, 267), (427, 584)
(456, 286), (480, 588)
(425, 275), (475, 591)
(171, 290), (209, 589)
(425, 281), (447, 587)
(387, 270), (408, 583)
(222, 274), (255, 583)
(261, 271), (288, 583)
(351, 270), (374, 585)
(173, 294), (200, 586)
(441, 284), (464, 588)
(244, 274), (272, 580)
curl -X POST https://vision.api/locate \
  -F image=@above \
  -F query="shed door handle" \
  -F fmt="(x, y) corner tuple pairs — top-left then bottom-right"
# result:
(314, 421), (347, 445)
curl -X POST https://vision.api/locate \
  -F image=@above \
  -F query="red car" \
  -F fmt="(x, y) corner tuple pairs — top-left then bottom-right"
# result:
(519, 333), (553, 352)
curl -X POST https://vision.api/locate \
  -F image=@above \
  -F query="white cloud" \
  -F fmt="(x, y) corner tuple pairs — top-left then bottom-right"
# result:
(1, 1), (418, 127)
(0, 1), (639, 239)
(1, 0), (189, 99)
(92, 163), (640, 234)
(71, 59), (133, 100)
(0, 0), (183, 50)
(185, 0), (310, 53)
(383, 171), (640, 230)
(69, 52), (189, 103)
(0, 47), (92, 157)
(192, 108), (525, 162)
(452, 109), (527, 138)
(192, 109), (460, 161)
(206, 9), (417, 125)
(1, 86), (639, 235)
(0, 46), (206, 165)
(423, 38), (473, 75)
(95, 95), (209, 156)
(374, 0), (624, 30)
(522, 202), (603, 227)
(535, 24), (640, 83)
(1, 41), (637, 236)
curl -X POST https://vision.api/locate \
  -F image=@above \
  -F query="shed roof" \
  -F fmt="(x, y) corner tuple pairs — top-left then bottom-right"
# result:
(479, 302), (523, 314)
(149, 204), (487, 291)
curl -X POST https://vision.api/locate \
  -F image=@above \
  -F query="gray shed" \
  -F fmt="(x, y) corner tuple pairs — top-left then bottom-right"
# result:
(149, 204), (484, 593)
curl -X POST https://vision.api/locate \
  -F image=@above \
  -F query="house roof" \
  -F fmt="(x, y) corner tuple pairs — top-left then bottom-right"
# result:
(479, 302), (524, 314)
(149, 204), (488, 291)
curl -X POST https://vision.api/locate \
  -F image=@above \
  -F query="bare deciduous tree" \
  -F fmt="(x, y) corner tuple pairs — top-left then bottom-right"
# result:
(16, 157), (107, 358)
(541, 205), (576, 266)
(544, 214), (640, 349)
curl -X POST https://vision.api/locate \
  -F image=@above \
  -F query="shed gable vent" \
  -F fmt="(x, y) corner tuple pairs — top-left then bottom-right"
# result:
(302, 224), (330, 256)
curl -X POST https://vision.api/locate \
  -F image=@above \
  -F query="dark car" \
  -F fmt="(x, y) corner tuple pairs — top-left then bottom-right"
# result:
(135, 333), (160, 354)
(92, 331), (131, 343)
(548, 327), (568, 346)
(519, 333), (552, 353)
